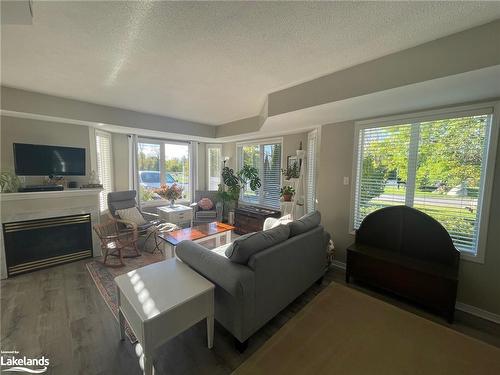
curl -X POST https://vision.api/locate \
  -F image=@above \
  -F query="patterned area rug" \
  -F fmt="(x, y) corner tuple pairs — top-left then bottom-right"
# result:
(86, 249), (165, 343)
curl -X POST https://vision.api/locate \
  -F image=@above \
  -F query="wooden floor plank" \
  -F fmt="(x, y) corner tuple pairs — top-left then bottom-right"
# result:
(1, 259), (498, 375)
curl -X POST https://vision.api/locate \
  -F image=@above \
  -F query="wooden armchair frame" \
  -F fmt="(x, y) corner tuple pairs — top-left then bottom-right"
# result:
(93, 219), (140, 267)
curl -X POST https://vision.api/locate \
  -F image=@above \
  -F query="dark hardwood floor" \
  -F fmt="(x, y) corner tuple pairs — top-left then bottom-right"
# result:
(1, 260), (499, 375)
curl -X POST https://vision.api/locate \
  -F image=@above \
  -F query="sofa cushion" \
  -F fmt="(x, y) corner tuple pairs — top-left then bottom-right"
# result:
(288, 211), (321, 237)
(225, 224), (290, 264)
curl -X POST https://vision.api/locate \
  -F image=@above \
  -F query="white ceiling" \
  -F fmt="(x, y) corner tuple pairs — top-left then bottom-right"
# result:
(2, 1), (500, 125)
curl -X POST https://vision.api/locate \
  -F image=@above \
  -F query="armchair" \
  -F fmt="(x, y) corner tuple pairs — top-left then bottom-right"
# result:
(93, 219), (139, 267)
(107, 190), (177, 253)
(191, 190), (222, 225)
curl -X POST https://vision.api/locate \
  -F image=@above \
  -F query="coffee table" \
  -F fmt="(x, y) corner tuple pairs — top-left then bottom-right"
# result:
(158, 222), (235, 257)
(115, 258), (214, 375)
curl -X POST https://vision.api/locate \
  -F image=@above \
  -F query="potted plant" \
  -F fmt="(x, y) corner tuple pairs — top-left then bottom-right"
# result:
(154, 183), (184, 207)
(0, 171), (21, 193)
(280, 185), (295, 202)
(217, 164), (261, 220)
(281, 163), (300, 180)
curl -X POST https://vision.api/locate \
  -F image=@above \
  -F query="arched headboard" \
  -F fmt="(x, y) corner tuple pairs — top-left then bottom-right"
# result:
(356, 206), (459, 266)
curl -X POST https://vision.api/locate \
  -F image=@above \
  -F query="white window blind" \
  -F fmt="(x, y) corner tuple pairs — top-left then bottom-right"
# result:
(207, 144), (222, 191)
(353, 112), (493, 255)
(237, 140), (282, 209)
(306, 130), (318, 213)
(95, 130), (114, 212)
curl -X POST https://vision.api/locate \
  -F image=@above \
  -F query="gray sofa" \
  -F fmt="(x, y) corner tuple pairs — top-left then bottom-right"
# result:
(176, 211), (330, 350)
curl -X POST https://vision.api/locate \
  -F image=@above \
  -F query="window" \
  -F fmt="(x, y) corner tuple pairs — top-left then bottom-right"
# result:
(95, 130), (114, 212)
(306, 129), (318, 213)
(137, 138), (191, 204)
(237, 139), (282, 209)
(207, 144), (222, 191)
(352, 105), (498, 260)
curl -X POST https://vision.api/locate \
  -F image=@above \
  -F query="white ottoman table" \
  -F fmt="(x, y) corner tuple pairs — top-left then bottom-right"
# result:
(115, 258), (215, 375)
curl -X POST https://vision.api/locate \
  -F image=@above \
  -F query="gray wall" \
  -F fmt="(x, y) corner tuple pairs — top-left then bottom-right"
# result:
(1, 116), (91, 186)
(1, 86), (216, 139)
(317, 120), (500, 315)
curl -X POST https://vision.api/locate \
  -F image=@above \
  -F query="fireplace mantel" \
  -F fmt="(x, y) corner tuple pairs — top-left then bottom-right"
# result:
(0, 189), (102, 279)
(1, 188), (102, 201)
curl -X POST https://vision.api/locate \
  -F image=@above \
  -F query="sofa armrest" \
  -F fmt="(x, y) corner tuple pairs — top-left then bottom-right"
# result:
(176, 241), (255, 298)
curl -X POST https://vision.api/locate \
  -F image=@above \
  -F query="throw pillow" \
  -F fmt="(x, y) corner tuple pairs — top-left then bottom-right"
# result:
(269, 214), (293, 229)
(225, 224), (290, 264)
(288, 211), (321, 237)
(115, 207), (147, 225)
(198, 198), (214, 210)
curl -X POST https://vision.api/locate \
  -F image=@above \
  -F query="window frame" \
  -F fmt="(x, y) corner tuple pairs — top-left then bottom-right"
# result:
(306, 129), (320, 213)
(206, 143), (222, 191)
(95, 129), (114, 213)
(236, 137), (283, 209)
(137, 137), (192, 208)
(350, 102), (499, 263)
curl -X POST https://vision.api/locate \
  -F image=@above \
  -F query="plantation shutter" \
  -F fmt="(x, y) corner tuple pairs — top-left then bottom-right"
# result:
(95, 130), (114, 212)
(306, 130), (318, 213)
(353, 112), (492, 255)
(207, 144), (222, 191)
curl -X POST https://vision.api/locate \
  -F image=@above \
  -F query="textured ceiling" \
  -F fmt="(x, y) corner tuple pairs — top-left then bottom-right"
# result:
(2, 1), (500, 125)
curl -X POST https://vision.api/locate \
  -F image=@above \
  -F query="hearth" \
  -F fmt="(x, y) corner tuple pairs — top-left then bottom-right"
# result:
(3, 213), (92, 276)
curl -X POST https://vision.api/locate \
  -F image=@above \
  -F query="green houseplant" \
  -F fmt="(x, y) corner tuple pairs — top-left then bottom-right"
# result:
(281, 163), (300, 180)
(217, 165), (261, 218)
(0, 171), (21, 193)
(280, 185), (295, 202)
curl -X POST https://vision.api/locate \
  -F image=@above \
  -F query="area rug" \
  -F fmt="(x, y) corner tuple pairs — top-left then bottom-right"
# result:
(234, 283), (500, 375)
(86, 249), (165, 343)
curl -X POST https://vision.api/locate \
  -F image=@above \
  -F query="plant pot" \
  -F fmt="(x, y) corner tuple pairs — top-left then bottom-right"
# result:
(283, 194), (293, 202)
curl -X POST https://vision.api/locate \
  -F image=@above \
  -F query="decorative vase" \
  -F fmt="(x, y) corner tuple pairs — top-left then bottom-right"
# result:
(170, 199), (175, 207)
(283, 194), (292, 202)
(216, 201), (223, 221)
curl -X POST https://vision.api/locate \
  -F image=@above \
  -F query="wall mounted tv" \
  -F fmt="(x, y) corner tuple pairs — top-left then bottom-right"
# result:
(14, 143), (86, 176)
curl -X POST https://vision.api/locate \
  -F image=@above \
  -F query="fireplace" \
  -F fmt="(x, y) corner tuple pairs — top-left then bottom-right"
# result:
(3, 213), (93, 276)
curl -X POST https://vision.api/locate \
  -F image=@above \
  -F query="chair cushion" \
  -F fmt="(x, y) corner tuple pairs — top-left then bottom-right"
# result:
(288, 211), (321, 237)
(107, 190), (137, 215)
(225, 224), (290, 264)
(198, 198), (214, 210)
(115, 207), (147, 225)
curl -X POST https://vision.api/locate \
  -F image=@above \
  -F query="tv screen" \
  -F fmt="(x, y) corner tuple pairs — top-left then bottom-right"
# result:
(13, 143), (86, 176)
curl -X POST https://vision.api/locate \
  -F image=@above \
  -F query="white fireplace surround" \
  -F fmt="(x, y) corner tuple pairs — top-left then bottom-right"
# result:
(0, 189), (102, 279)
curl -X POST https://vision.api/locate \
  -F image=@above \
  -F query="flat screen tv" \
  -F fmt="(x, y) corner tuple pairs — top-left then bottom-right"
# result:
(13, 143), (86, 176)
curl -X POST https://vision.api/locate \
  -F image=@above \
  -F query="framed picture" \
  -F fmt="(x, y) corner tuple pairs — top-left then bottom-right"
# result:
(287, 155), (299, 170)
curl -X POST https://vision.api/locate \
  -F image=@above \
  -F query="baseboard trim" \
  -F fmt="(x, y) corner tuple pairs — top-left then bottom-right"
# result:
(331, 260), (346, 270)
(330, 260), (500, 324)
(455, 302), (500, 324)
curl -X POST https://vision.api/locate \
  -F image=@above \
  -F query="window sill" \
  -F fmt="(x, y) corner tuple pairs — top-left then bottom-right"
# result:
(460, 251), (484, 264)
(141, 200), (192, 208)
